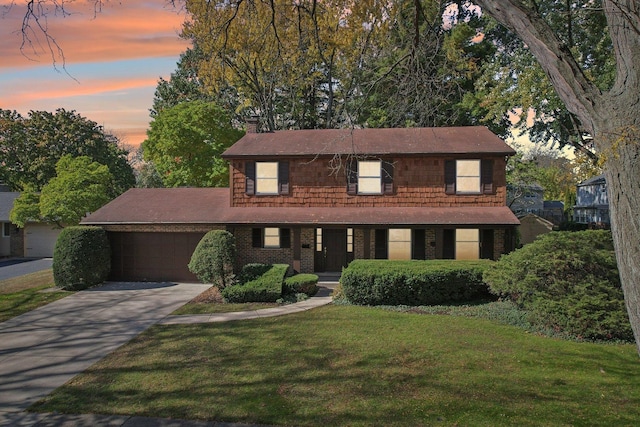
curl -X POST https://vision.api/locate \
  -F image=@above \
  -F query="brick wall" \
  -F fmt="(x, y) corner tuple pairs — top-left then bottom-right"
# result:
(230, 156), (508, 208)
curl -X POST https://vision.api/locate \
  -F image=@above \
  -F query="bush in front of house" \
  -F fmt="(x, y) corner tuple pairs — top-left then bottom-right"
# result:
(483, 230), (632, 341)
(53, 226), (110, 290)
(283, 274), (319, 297)
(341, 259), (492, 306)
(188, 230), (236, 288)
(222, 264), (289, 303)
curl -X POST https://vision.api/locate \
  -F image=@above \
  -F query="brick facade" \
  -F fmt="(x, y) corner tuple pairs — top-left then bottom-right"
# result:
(230, 156), (508, 208)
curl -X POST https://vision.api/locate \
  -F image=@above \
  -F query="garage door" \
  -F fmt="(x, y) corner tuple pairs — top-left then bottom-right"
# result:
(24, 224), (62, 258)
(109, 232), (206, 282)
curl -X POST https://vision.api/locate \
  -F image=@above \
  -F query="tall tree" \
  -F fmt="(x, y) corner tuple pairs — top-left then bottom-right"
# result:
(10, 155), (113, 228)
(468, 0), (640, 353)
(142, 101), (244, 187)
(0, 109), (135, 196)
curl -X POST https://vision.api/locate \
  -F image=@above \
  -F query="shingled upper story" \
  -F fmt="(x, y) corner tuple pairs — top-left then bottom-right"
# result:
(83, 126), (519, 282)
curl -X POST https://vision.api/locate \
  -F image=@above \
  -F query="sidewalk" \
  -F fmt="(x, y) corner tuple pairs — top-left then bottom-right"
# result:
(1, 281), (337, 427)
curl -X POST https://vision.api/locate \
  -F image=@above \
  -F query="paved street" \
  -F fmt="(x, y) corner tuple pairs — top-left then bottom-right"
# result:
(0, 258), (53, 281)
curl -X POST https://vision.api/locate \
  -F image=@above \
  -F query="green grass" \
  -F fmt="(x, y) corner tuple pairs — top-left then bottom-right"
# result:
(172, 301), (280, 315)
(0, 269), (55, 294)
(31, 305), (640, 426)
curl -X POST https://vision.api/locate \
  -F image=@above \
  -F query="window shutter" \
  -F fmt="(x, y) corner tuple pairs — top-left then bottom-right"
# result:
(481, 159), (494, 194)
(412, 229), (426, 260)
(252, 228), (262, 248)
(481, 229), (494, 259)
(245, 161), (256, 195)
(382, 160), (394, 195)
(444, 160), (456, 194)
(347, 159), (358, 195)
(374, 229), (388, 259)
(280, 228), (291, 248)
(443, 229), (455, 259)
(278, 162), (290, 195)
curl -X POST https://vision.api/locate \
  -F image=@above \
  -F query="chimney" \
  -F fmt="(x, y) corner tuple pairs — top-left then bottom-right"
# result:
(246, 116), (259, 133)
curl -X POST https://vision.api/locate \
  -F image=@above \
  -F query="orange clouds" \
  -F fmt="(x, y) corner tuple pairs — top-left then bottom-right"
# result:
(1, 0), (189, 68)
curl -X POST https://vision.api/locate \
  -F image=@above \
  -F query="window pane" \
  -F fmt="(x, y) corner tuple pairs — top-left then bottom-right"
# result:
(388, 228), (411, 260)
(256, 162), (278, 194)
(316, 228), (322, 251)
(264, 228), (280, 248)
(359, 177), (381, 194)
(456, 160), (480, 193)
(456, 229), (479, 260)
(347, 228), (353, 253)
(358, 161), (381, 177)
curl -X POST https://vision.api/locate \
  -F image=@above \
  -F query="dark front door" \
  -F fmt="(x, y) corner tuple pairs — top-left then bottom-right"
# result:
(316, 229), (347, 272)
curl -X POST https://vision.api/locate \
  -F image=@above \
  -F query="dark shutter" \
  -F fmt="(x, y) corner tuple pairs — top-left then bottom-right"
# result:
(252, 228), (262, 248)
(278, 161), (290, 195)
(481, 159), (494, 194)
(445, 160), (456, 195)
(347, 159), (358, 195)
(443, 229), (455, 259)
(412, 229), (426, 260)
(245, 161), (256, 195)
(374, 229), (388, 259)
(280, 228), (291, 248)
(382, 160), (394, 195)
(481, 229), (494, 260)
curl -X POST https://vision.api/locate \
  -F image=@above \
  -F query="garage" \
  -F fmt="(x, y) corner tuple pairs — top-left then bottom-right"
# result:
(109, 232), (206, 282)
(24, 224), (62, 258)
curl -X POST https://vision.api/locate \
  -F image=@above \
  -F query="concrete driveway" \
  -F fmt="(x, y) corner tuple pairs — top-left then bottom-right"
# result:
(0, 281), (209, 425)
(0, 258), (54, 281)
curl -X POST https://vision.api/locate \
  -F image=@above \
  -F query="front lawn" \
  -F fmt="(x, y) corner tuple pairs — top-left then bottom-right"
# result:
(31, 305), (640, 426)
(0, 270), (72, 322)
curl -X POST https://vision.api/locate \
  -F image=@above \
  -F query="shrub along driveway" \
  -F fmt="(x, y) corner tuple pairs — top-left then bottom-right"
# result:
(0, 281), (209, 424)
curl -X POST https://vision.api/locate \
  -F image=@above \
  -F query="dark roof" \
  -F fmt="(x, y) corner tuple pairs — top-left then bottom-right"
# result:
(83, 188), (519, 227)
(543, 201), (564, 209)
(222, 127), (516, 158)
(0, 192), (20, 221)
(578, 174), (606, 187)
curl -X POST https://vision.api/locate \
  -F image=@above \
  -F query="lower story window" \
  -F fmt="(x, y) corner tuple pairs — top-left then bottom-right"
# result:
(252, 228), (291, 249)
(455, 229), (479, 260)
(388, 228), (411, 260)
(2, 222), (11, 238)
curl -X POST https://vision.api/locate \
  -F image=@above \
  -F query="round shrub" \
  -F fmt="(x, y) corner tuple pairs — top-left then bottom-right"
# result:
(283, 274), (319, 296)
(188, 230), (236, 288)
(53, 226), (110, 290)
(483, 230), (632, 341)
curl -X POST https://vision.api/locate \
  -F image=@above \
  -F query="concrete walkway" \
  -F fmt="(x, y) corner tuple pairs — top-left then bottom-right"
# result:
(0, 280), (336, 426)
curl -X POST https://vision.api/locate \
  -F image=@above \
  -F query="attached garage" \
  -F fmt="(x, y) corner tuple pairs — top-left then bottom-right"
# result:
(24, 224), (61, 258)
(109, 232), (206, 282)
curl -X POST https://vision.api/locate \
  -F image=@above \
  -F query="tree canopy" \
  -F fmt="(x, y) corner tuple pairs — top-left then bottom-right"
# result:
(0, 108), (135, 195)
(10, 155), (114, 227)
(142, 101), (244, 187)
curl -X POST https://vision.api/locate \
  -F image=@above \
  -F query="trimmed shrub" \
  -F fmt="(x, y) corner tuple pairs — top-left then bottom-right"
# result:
(188, 230), (236, 288)
(236, 263), (272, 285)
(53, 226), (110, 290)
(284, 274), (319, 296)
(341, 259), (492, 306)
(222, 264), (288, 303)
(483, 230), (632, 341)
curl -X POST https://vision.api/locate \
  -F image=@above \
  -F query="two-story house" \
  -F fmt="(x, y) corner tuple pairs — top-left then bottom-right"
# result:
(83, 126), (519, 282)
(573, 174), (610, 227)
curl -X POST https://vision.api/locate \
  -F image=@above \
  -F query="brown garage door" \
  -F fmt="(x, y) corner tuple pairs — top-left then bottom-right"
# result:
(109, 232), (206, 282)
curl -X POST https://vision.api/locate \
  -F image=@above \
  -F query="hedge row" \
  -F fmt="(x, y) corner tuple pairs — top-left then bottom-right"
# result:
(341, 259), (492, 306)
(283, 274), (319, 297)
(222, 264), (289, 303)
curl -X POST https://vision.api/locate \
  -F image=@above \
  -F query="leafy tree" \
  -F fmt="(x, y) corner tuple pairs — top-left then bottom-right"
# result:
(10, 155), (113, 227)
(142, 101), (243, 188)
(0, 108), (135, 195)
(188, 230), (236, 288)
(468, 0), (640, 353)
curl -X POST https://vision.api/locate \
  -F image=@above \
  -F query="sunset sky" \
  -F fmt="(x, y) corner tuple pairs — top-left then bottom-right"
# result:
(0, 0), (191, 148)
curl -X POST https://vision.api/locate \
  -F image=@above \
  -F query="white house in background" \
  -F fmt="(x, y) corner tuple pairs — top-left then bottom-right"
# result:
(573, 174), (610, 227)
(0, 190), (61, 258)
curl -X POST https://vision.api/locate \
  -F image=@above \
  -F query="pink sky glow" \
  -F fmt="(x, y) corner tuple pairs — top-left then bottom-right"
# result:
(0, 0), (191, 147)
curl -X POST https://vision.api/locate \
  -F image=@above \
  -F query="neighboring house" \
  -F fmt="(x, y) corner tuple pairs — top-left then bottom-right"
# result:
(508, 183), (565, 225)
(0, 190), (61, 258)
(83, 126), (520, 282)
(517, 213), (555, 246)
(573, 174), (610, 227)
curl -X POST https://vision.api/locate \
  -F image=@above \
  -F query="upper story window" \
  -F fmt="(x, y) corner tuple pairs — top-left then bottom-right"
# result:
(445, 159), (494, 195)
(347, 159), (394, 195)
(245, 161), (289, 195)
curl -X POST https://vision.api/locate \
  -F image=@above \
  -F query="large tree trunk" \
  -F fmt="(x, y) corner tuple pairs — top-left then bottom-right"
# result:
(473, 0), (640, 353)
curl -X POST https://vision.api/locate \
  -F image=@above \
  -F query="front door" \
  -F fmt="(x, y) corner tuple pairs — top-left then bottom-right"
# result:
(315, 228), (347, 272)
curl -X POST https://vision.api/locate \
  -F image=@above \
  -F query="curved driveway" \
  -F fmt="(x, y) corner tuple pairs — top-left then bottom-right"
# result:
(0, 281), (209, 424)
